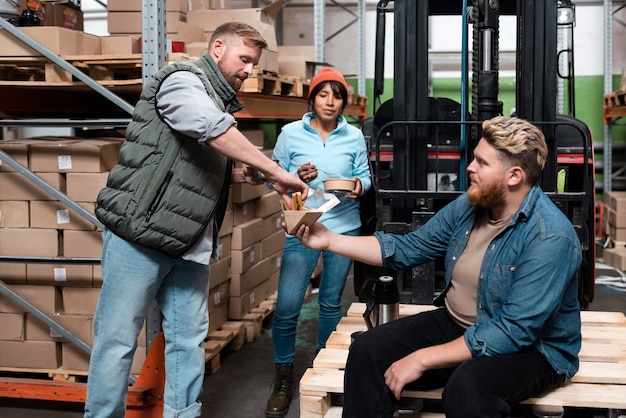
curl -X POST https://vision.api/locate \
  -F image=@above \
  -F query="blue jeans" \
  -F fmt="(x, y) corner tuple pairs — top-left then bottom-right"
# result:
(272, 229), (359, 364)
(84, 229), (211, 418)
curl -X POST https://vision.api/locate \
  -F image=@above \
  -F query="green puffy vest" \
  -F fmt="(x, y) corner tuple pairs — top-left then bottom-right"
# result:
(96, 56), (233, 257)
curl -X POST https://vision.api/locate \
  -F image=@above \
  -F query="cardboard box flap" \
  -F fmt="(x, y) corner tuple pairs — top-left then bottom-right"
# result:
(260, 0), (286, 22)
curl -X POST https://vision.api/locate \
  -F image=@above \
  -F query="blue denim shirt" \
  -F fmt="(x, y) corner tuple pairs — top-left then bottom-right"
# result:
(374, 185), (582, 381)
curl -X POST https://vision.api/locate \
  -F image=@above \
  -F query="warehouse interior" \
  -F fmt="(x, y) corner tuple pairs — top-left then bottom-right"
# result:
(1, 0), (626, 417)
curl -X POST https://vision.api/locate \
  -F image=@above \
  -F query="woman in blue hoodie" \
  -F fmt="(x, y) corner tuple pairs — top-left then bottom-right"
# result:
(265, 68), (372, 418)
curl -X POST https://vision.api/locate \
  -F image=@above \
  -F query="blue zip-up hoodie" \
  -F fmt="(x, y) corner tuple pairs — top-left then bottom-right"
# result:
(272, 113), (372, 234)
(375, 185), (582, 381)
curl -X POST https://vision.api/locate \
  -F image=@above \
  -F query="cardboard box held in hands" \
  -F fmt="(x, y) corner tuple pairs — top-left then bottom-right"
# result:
(282, 189), (339, 235)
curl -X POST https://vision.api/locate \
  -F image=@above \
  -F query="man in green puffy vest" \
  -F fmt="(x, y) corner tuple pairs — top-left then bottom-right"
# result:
(85, 21), (308, 418)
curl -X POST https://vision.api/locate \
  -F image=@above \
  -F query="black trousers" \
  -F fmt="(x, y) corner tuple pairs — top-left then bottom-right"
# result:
(342, 308), (564, 418)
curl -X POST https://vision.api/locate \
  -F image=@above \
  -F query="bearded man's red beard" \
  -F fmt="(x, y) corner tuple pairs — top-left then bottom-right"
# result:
(467, 180), (507, 208)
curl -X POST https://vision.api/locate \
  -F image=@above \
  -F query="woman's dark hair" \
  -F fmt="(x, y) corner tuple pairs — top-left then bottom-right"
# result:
(307, 80), (348, 113)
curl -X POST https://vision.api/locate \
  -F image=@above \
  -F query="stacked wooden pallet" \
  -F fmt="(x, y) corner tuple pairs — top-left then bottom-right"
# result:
(300, 302), (626, 418)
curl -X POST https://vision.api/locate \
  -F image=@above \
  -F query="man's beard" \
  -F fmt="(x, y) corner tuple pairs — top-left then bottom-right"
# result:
(467, 180), (507, 208)
(217, 59), (243, 90)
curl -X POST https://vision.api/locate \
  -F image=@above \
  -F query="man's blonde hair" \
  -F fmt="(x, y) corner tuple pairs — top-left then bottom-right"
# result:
(209, 21), (267, 49)
(481, 116), (548, 185)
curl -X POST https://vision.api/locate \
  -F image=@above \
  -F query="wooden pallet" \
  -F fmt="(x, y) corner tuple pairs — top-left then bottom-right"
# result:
(300, 303), (626, 417)
(204, 321), (246, 375)
(241, 69), (305, 97)
(241, 292), (278, 342)
(603, 90), (626, 109)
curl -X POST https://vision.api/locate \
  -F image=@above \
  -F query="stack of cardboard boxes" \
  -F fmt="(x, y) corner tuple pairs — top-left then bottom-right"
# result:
(0, 136), (136, 372)
(602, 191), (626, 270)
(0, 131), (285, 372)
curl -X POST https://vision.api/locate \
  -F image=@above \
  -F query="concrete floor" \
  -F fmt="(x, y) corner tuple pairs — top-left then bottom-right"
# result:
(1, 272), (625, 418)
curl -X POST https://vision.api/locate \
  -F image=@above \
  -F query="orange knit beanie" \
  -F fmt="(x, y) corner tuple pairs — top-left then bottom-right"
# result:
(309, 67), (348, 98)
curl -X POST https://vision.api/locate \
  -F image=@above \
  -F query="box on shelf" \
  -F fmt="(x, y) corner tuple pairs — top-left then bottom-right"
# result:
(231, 217), (264, 250)
(277, 45), (332, 79)
(0, 26), (84, 57)
(0, 340), (61, 368)
(100, 35), (141, 55)
(0, 201), (29, 228)
(0, 313), (25, 341)
(0, 284), (61, 314)
(0, 263), (27, 285)
(0, 140), (29, 172)
(0, 172), (66, 201)
(27, 264), (93, 287)
(66, 172), (109, 203)
(30, 201), (96, 231)
(61, 287), (100, 315)
(0, 228), (60, 258)
(107, 0), (188, 12)
(209, 255), (231, 288)
(29, 138), (122, 173)
(63, 230), (103, 258)
(108, 11), (187, 35)
(230, 257), (271, 297)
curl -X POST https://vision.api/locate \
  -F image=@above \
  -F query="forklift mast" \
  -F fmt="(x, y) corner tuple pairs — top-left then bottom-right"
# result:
(358, 0), (595, 309)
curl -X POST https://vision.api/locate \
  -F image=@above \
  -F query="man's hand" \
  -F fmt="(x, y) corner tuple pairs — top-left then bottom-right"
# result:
(268, 169), (309, 208)
(295, 222), (331, 251)
(384, 351), (427, 400)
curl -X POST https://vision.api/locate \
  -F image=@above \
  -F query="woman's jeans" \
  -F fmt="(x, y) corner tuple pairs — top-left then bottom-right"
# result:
(343, 308), (564, 418)
(84, 230), (211, 418)
(272, 229), (359, 364)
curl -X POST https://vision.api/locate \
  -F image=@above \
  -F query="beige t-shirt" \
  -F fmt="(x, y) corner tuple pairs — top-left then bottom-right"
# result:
(445, 212), (511, 328)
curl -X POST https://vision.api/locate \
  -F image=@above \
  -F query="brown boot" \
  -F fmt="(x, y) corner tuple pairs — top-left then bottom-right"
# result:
(265, 363), (294, 418)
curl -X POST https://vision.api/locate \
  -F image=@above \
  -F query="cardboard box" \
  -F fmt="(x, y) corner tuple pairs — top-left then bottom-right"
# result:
(277, 46), (332, 79)
(208, 279), (229, 312)
(256, 191), (282, 218)
(605, 191), (626, 213)
(107, 0), (189, 12)
(27, 264), (93, 287)
(0, 201), (29, 228)
(100, 35), (141, 54)
(185, 41), (208, 58)
(230, 242), (261, 274)
(0, 284), (61, 314)
(267, 251), (282, 275)
(230, 257), (270, 296)
(0, 340), (61, 368)
(108, 11), (187, 34)
(230, 182), (269, 204)
(607, 206), (626, 228)
(62, 287), (100, 315)
(0, 313), (25, 341)
(61, 342), (89, 371)
(66, 172), (109, 203)
(63, 230), (103, 258)
(0, 228), (60, 257)
(30, 201), (96, 230)
(208, 302), (228, 334)
(209, 256), (230, 288)
(282, 190), (339, 235)
(0, 140), (29, 171)
(0, 26), (87, 57)
(0, 263), (27, 284)
(0, 172), (66, 201)
(603, 247), (626, 271)
(233, 201), (256, 226)
(213, 234), (231, 260)
(228, 272), (277, 320)
(263, 212), (282, 237)
(29, 138), (122, 173)
(231, 217), (264, 250)
(261, 229), (285, 259)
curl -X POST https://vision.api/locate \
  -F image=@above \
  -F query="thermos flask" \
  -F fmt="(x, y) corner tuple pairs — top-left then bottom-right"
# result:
(363, 275), (400, 329)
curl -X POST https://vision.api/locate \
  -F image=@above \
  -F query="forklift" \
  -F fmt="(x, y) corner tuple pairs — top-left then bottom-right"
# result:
(356, 0), (596, 309)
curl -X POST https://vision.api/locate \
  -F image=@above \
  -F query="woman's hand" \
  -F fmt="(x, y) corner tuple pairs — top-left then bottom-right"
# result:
(346, 177), (362, 199)
(297, 162), (318, 183)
